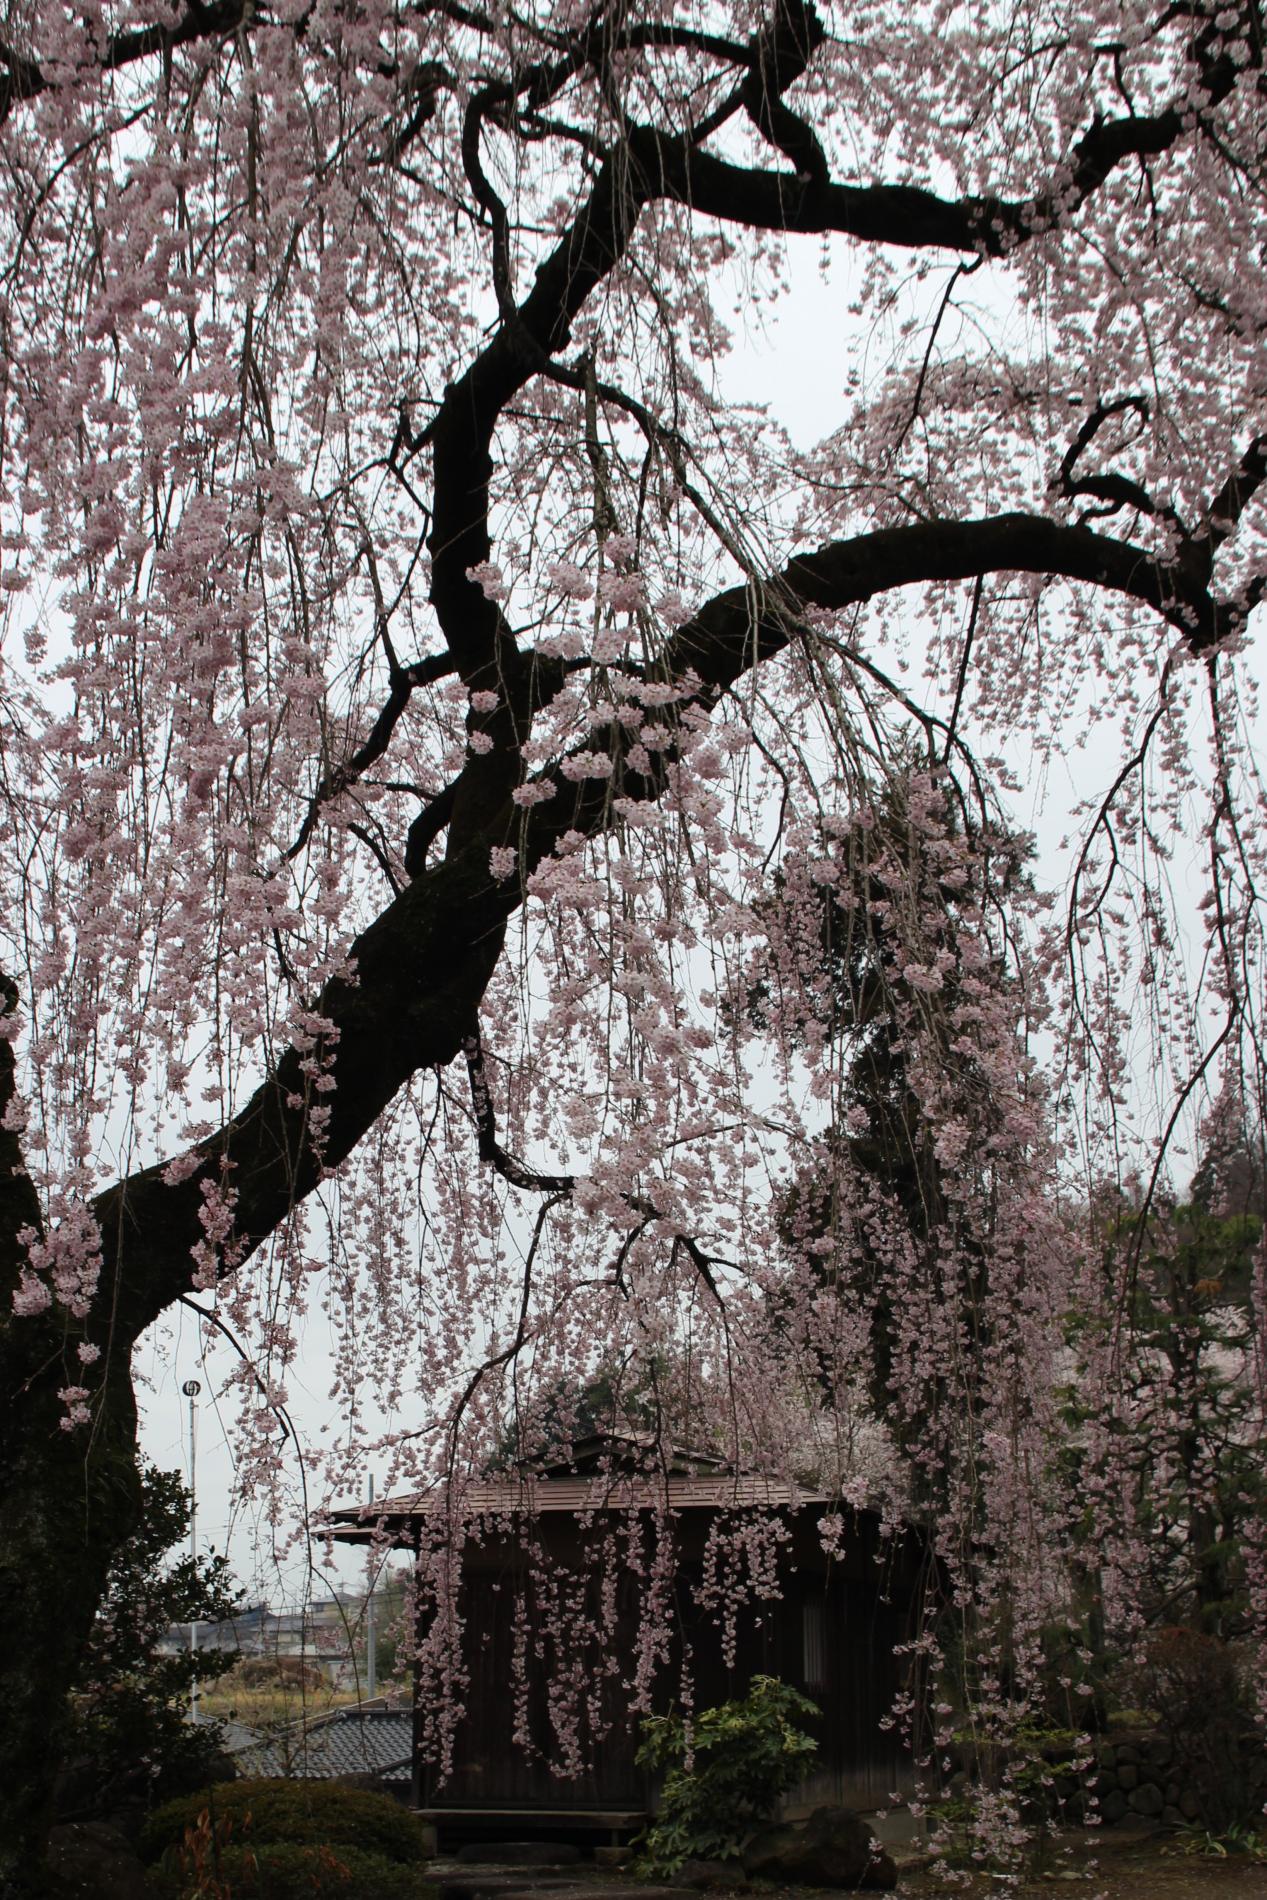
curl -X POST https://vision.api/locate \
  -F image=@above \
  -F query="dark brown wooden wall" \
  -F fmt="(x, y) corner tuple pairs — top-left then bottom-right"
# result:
(414, 1509), (922, 1812)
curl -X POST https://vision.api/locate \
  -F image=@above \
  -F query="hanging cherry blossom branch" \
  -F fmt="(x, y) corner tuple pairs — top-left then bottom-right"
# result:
(285, 650), (455, 864)
(462, 1029), (575, 1195)
(460, 1028), (725, 1305)
(177, 1295), (296, 1445)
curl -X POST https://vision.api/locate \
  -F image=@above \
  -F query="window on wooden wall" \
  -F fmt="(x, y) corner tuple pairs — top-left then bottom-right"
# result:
(801, 1597), (828, 1689)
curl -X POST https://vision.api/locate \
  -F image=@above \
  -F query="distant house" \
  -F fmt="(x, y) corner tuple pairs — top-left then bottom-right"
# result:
(160, 1593), (367, 1687)
(329, 1434), (930, 1837)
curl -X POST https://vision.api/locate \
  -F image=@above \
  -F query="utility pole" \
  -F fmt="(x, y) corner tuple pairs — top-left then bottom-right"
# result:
(182, 1379), (202, 1723)
(366, 1473), (376, 1703)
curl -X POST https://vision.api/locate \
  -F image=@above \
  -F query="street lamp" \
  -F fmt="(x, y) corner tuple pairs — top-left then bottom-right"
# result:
(182, 1379), (202, 1722)
(366, 1474), (376, 1703)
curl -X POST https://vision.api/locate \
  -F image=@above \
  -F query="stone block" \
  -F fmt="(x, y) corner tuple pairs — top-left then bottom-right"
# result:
(46, 1823), (150, 1900)
(743, 1807), (896, 1891)
(675, 1858), (747, 1890)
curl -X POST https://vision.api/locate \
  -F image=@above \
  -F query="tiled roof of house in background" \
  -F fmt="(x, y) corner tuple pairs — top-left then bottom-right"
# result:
(231, 1706), (412, 1783)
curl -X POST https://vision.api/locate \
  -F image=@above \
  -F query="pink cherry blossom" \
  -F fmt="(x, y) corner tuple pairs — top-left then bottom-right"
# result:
(0, 0), (1265, 1874)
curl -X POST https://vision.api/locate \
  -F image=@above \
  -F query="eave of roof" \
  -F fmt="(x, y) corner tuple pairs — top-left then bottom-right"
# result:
(325, 1471), (834, 1543)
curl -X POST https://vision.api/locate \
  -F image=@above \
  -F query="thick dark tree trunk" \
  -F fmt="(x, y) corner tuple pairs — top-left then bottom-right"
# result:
(0, 1338), (142, 1898)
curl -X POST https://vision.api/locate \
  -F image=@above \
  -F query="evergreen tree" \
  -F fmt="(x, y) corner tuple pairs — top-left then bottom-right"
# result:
(58, 1465), (241, 1824)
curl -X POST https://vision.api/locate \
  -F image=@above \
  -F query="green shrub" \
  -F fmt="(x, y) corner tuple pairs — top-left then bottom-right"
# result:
(58, 1465), (242, 1828)
(140, 1778), (430, 1868)
(155, 1837), (437, 1899)
(635, 1674), (818, 1875)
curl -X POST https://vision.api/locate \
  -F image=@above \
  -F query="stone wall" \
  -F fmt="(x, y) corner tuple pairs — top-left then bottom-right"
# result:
(1075, 1730), (1267, 1831)
(944, 1725), (1267, 1835)
(1083, 1735), (1199, 1827)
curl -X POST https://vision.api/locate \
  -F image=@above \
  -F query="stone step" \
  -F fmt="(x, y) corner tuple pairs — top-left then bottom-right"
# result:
(438, 1874), (586, 1900)
(456, 1844), (584, 1868)
(437, 1878), (684, 1900)
(498, 1888), (687, 1900)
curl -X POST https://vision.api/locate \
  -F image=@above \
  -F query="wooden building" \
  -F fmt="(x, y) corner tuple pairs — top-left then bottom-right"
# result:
(329, 1436), (927, 1837)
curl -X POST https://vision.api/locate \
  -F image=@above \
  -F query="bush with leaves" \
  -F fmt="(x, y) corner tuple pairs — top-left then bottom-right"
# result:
(155, 1833), (435, 1900)
(57, 1465), (241, 1825)
(141, 1778), (433, 1870)
(636, 1675), (818, 1874)
(148, 1798), (435, 1899)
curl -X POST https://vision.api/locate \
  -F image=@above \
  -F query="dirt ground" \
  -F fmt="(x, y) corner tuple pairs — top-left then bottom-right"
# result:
(897, 1827), (1267, 1899)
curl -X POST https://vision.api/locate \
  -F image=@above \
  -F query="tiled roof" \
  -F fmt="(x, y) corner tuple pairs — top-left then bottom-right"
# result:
(327, 1470), (829, 1544)
(231, 1708), (413, 1783)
